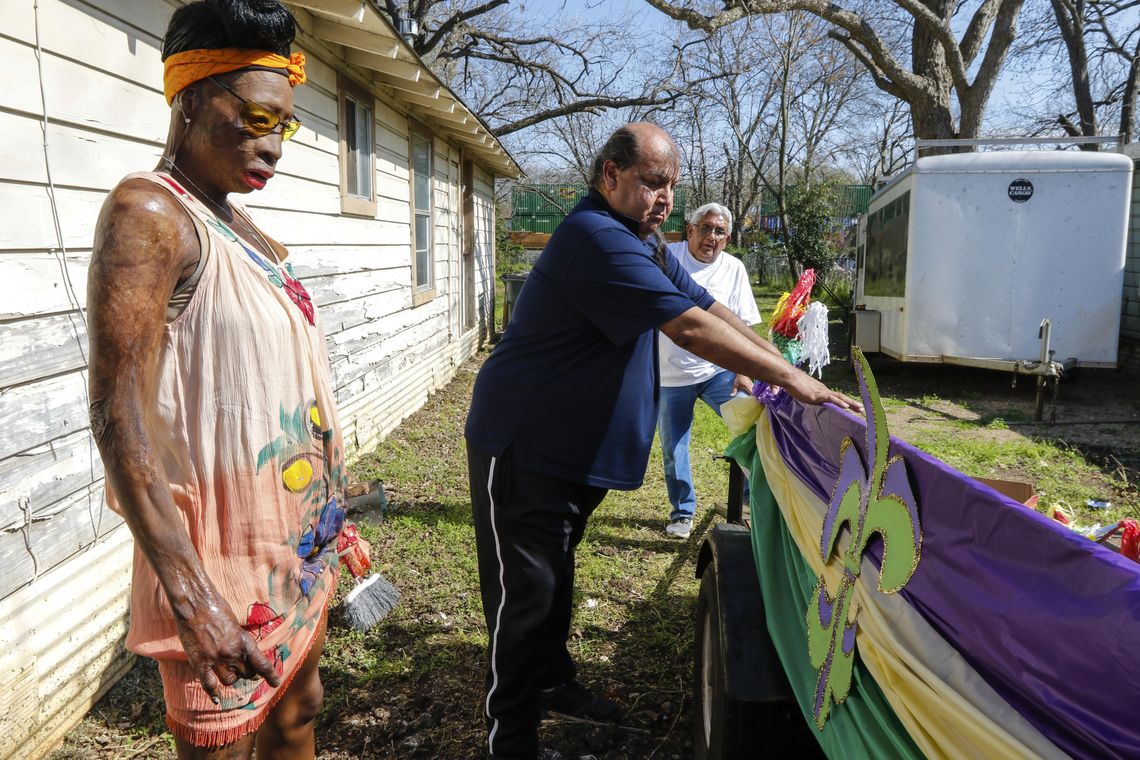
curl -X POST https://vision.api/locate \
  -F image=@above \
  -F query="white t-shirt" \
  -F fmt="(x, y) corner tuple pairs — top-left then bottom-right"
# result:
(659, 241), (762, 387)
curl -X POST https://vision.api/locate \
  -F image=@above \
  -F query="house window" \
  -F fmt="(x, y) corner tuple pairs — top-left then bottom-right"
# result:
(338, 75), (376, 216)
(410, 123), (435, 302)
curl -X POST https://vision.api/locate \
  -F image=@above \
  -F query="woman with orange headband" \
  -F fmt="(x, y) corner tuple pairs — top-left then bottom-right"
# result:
(88, 1), (345, 756)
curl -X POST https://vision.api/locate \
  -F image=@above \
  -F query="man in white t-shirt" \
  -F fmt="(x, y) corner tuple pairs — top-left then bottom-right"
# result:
(658, 203), (761, 538)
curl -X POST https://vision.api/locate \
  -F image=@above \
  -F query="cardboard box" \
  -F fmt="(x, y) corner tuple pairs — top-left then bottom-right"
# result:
(976, 477), (1038, 508)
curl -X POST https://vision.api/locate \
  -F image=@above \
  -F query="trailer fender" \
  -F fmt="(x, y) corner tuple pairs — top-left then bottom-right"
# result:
(695, 524), (792, 703)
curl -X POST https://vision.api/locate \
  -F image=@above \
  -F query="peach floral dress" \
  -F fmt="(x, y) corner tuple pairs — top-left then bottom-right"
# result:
(106, 172), (347, 746)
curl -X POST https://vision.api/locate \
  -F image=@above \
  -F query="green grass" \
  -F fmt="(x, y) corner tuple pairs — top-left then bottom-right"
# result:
(752, 282), (785, 321)
(493, 277), (505, 334)
(908, 430), (1108, 512)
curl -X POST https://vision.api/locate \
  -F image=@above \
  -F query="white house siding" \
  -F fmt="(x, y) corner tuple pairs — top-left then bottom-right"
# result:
(0, 0), (502, 756)
(470, 166), (497, 350)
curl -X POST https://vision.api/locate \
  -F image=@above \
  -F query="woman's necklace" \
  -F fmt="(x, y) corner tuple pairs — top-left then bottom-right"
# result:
(157, 154), (316, 326)
(161, 157), (280, 264)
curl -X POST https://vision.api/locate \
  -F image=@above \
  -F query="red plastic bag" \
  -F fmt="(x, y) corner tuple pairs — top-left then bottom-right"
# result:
(1120, 519), (1139, 562)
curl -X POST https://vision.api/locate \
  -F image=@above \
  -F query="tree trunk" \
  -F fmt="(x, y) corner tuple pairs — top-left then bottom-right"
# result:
(908, 0), (971, 154)
(1121, 50), (1139, 145)
(778, 200), (799, 280)
(911, 95), (960, 155)
(1051, 0), (1099, 150)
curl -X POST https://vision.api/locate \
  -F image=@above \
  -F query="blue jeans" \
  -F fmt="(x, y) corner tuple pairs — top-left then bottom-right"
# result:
(658, 369), (747, 521)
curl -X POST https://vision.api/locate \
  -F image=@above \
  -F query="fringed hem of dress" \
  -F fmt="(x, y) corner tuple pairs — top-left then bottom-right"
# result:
(163, 601), (329, 748)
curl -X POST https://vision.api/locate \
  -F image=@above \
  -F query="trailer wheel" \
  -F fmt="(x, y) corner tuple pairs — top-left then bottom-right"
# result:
(694, 564), (765, 760)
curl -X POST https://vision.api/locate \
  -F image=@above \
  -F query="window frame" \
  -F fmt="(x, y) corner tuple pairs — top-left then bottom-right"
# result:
(337, 73), (377, 217)
(409, 120), (436, 305)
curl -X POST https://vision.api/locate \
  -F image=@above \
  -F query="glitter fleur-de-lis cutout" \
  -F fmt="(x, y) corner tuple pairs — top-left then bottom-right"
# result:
(805, 347), (921, 728)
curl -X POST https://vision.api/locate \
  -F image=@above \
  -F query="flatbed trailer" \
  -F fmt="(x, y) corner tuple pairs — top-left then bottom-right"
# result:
(692, 356), (1139, 759)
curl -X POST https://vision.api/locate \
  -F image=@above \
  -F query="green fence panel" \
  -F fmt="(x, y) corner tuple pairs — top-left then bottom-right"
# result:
(757, 185), (873, 218)
(510, 184), (688, 233)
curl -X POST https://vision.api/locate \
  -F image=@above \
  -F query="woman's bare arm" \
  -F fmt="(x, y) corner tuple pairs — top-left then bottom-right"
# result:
(88, 179), (279, 700)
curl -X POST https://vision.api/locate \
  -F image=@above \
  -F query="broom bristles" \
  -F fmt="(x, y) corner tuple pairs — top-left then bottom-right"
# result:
(342, 572), (400, 631)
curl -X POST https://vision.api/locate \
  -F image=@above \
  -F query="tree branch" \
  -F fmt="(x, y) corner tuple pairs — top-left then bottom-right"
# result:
(887, 0), (971, 95)
(959, 0), (1000, 66)
(830, 31), (908, 101)
(960, 0), (1026, 135)
(641, 0), (751, 32)
(491, 93), (682, 136)
(417, 0), (510, 57)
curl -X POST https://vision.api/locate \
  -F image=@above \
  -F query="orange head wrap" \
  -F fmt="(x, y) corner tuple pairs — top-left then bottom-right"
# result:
(163, 48), (306, 105)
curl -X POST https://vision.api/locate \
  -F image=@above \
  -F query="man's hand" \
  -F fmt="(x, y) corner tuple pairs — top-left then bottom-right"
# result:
(174, 591), (281, 703)
(783, 368), (864, 414)
(733, 374), (753, 395)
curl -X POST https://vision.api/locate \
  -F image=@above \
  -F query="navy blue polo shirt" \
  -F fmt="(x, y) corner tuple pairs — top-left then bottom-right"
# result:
(464, 190), (715, 489)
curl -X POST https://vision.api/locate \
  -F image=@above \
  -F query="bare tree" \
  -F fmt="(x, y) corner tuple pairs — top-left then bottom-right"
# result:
(756, 13), (867, 275)
(372, 0), (684, 136)
(658, 13), (867, 277)
(1096, 0), (1140, 143)
(792, 36), (865, 181)
(1014, 0), (1140, 145)
(643, 0), (1028, 150)
(662, 18), (780, 248)
(837, 97), (914, 183)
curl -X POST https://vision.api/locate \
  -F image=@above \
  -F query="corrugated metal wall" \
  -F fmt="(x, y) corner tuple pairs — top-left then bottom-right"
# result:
(1120, 152), (1140, 375)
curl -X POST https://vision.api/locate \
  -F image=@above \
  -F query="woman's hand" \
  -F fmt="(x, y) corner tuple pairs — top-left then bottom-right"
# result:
(733, 373), (753, 395)
(173, 590), (281, 702)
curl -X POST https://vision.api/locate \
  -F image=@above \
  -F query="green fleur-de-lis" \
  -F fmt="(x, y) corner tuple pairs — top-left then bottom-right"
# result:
(805, 347), (922, 728)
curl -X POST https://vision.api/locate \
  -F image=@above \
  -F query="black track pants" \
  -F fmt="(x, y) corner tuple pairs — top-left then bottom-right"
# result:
(467, 442), (607, 759)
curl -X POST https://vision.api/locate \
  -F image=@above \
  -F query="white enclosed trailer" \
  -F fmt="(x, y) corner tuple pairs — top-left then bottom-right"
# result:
(852, 151), (1133, 394)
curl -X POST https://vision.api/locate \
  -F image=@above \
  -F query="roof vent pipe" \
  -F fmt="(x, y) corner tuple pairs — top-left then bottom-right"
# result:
(398, 16), (419, 45)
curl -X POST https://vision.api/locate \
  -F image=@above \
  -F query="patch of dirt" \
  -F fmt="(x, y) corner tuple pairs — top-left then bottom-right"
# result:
(54, 352), (698, 760)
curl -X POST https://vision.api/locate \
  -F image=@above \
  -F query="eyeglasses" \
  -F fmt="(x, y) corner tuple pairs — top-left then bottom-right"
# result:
(210, 77), (301, 141)
(695, 223), (729, 240)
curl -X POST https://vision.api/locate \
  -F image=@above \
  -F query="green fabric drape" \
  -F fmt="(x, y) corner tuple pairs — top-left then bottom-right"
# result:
(726, 432), (924, 760)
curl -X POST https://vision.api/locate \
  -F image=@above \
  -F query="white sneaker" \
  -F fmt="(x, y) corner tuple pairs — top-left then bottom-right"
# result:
(665, 517), (692, 538)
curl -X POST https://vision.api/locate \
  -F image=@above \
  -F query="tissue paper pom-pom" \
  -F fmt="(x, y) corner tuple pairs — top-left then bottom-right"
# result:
(771, 269), (816, 338)
(797, 301), (831, 378)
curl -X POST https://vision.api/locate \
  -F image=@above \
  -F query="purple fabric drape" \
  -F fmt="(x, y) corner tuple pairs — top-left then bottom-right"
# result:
(762, 394), (1140, 760)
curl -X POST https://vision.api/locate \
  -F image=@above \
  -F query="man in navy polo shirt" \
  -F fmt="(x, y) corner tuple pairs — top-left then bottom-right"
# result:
(465, 123), (860, 760)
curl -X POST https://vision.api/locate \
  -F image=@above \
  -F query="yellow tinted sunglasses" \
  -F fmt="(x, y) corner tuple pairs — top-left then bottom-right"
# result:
(210, 77), (301, 141)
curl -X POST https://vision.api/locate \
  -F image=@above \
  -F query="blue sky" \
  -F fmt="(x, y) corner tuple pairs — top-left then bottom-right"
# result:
(511, 0), (1127, 138)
